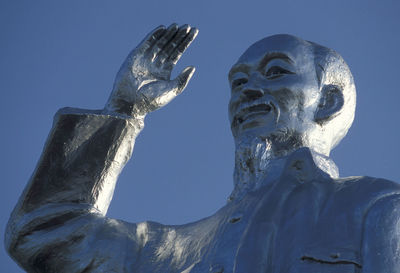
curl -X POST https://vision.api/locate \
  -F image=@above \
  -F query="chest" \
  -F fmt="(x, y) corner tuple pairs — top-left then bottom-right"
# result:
(186, 182), (363, 273)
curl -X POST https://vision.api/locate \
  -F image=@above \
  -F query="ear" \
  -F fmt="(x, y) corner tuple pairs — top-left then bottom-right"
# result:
(314, 84), (344, 124)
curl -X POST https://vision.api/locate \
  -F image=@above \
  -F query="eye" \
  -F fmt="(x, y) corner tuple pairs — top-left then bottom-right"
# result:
(265, 66), (294, 79)
(231, 78), (248, 89)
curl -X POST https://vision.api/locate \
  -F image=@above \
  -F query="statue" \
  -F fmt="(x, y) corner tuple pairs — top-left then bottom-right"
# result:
(6, 24), (400, 272)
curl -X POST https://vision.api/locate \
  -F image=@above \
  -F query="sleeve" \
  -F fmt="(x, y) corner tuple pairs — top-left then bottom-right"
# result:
(5, 107), (147, 272)
(361, 193), (400, 273)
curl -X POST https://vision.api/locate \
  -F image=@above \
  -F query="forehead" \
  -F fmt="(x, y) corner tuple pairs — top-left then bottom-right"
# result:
(229, 34), (312, 78)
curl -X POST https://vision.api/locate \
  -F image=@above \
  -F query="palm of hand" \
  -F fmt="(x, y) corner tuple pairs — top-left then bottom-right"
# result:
(106, 24), (198, 116)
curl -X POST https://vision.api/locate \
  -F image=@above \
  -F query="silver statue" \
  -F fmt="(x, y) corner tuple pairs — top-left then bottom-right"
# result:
(6, 24), (400, 272)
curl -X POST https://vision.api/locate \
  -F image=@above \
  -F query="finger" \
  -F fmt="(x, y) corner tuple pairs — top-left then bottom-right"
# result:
(173, 66), (196, 94)
(167, 27), (199, 66)
(136, 25), (166, 55)
(149, 23), (179, 61)
(157, 25), (191, 65)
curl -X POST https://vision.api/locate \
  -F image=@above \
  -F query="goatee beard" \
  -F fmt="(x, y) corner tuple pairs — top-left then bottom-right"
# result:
(229, 130), (302, 201)
(230, 136), (272, 201)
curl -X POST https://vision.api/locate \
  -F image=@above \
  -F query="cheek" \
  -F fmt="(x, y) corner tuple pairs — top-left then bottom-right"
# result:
(276, 76), (319, 114)
(296, 72), (320, 106)
(228, 97), (237, 122)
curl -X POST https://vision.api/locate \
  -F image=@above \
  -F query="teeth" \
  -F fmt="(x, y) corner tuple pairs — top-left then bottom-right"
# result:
(234, 103), (273, 124)
(237, 100), (270, 113)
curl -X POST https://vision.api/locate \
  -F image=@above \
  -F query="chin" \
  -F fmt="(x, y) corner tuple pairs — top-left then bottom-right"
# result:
(239, 126), (305, 155)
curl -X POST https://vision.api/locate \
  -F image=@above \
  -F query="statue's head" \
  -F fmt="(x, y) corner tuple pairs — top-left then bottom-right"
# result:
(228, 34), (356, 157)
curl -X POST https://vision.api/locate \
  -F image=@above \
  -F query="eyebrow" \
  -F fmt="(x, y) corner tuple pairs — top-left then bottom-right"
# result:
(257, 52), (294, 70)
(229, 52), (294, 80)
(228, 64), (250, 80)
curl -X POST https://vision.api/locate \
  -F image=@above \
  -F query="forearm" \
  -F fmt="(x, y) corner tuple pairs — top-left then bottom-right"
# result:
(11, 107), (143, 213)
(6, 107), (146, 271)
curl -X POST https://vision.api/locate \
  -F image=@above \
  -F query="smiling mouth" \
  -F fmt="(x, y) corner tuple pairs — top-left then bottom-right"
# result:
(233, 103), (274, 127)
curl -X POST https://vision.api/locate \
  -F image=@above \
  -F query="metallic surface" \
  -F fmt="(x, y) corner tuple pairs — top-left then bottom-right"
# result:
(6, 25), (400, 272)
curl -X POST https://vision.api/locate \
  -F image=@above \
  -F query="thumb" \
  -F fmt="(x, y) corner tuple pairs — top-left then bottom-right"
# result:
(174, 66), (195, 94)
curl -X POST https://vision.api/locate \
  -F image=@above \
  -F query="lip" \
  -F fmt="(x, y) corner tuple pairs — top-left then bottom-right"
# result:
(232, 102), (274, 127)
(237, 104), (272, 123)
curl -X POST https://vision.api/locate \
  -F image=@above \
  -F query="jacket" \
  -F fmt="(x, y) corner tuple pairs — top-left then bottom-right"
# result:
(6, 108), (400, 273)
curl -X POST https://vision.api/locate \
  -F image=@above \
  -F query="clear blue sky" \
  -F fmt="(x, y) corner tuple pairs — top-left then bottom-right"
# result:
(1, 0), (399, 271)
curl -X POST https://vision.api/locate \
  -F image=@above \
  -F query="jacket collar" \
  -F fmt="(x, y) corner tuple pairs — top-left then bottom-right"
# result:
(282, 147), (339, 182)
(230, 147), (339, 201)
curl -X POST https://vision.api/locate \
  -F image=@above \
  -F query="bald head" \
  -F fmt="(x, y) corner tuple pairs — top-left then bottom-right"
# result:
(229, 34), (356, 155)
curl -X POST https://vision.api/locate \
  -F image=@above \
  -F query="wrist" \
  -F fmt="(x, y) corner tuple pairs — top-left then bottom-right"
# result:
(104, 93), (148, 117)
(104, 100), (146, 120)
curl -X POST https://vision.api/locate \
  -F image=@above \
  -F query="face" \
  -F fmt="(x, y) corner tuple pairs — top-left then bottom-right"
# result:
(228, 35), (321, 147)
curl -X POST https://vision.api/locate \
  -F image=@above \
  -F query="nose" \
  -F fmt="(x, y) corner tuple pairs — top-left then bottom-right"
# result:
(242, 88), (264, 100)
(239, 72), (265, 100)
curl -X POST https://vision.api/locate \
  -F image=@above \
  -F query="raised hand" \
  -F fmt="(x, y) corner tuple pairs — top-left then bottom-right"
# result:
(105, 24), (199, 117)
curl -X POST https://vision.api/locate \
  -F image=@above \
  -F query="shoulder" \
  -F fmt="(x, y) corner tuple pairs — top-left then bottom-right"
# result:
(333, 175), (400, 205)
(360, 183), (400, 270)
(316, 175), (400, 222)
(350, 176), (400, 221)
(340, 178), (400, 271)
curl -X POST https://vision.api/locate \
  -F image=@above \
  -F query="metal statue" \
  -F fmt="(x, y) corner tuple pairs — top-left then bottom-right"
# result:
(6, 24), (400, 273)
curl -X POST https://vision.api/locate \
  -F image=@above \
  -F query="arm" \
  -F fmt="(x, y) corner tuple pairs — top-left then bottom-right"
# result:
(6, 24), (198, 272)
(361, 193), (400, 272)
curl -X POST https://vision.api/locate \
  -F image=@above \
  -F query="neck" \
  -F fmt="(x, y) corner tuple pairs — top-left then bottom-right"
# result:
(229, 137), (338, 201)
